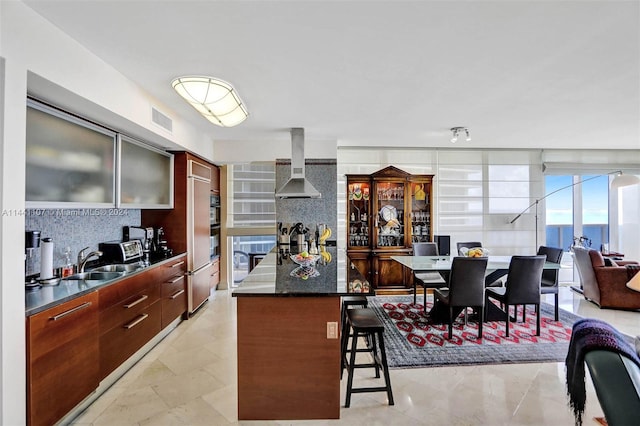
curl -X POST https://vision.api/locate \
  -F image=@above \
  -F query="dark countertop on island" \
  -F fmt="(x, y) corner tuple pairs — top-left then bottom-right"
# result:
(25, 253), (187, 316)
(232, 247), (372, 297)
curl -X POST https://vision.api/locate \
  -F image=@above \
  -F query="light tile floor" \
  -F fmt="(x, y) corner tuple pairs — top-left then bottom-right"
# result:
(72, 286), (640, 425)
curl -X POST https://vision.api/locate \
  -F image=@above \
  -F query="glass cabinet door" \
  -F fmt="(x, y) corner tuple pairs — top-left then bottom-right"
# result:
(374, 181), (405, 247)
(26, 100), (116, 207)
(119, 135), (173, 208)
(347, 181), (370, 248)
(409, 180), (431, 243)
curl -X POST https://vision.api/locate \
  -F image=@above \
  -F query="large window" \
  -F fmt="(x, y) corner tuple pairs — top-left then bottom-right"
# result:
(545, 175), (574, 250)
(227, 163), (277, 285)
(545, 175), (609, 251)
(229, 163), (276, 227)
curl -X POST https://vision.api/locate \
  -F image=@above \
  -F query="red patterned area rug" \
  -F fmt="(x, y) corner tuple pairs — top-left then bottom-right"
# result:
(368, 295), (580, 369)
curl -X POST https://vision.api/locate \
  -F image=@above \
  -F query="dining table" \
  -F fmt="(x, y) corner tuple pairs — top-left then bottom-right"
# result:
(391, 255), (561, 323)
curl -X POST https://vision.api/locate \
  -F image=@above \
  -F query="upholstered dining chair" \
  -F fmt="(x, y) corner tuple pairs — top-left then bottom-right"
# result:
(412, 242), (446, 311)
(537, 245), (564, 320)
(485, 255), (546, 337)
(433, 256), (488, 340)
(457, 241), (502, 288)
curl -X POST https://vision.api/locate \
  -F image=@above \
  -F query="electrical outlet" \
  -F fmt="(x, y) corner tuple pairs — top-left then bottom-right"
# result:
(326, 321), (338, 339)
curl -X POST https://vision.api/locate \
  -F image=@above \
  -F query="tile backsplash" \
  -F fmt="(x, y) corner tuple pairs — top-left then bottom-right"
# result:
(275, 159), (337, 241)
(25, 208), (141, 275)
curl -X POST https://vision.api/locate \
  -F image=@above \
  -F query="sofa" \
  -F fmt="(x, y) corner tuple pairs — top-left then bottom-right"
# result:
(573, 247), (640, 309)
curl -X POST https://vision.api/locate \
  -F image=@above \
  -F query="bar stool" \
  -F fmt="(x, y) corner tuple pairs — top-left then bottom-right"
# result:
(342, 308), (394, 408)
(340, 296), (368, 374)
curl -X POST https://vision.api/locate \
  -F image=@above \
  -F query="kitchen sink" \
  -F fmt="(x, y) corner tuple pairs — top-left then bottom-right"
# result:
(91, 263), (144, 273)
(63, 271), (125, 281)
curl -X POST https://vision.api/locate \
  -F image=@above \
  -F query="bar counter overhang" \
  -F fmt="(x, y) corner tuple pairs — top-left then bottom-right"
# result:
(232, 247), (371, 420)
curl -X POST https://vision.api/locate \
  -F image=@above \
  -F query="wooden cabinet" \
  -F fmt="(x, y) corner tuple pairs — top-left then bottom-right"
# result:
(191, 263), (212, 313)
(347, 250), (370, 284)
(159, 255), (187, 329)
(210, 257), (220, 289)
(143, 152), (220, 314)
(210, 164), (220, 193)
(99, 270), (161, 379)
(27, 292), (99, 426)
(346, 166), (434, 290)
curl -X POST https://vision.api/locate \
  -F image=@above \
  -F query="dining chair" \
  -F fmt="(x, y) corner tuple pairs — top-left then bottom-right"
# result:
(433, 256), (488, 340)
(485, 255), (546, 337)
(457, 241), (503, 288)
(412, 242), (446, 311)
(537, 245), (563, 320)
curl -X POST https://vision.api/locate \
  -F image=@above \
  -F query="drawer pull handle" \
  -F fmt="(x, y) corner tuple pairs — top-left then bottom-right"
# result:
(50, 302), (91, 321)
(168, 275), (184, 284)
(170, 261), (185, 268)
(123, 294), (148, 309)
(123, 313), (149, 329)
(170, 289), (185, 300)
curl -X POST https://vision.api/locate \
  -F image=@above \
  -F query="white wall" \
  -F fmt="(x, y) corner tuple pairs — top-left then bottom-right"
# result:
(213, 138), (337, 163)
(0, 2), (214, 423)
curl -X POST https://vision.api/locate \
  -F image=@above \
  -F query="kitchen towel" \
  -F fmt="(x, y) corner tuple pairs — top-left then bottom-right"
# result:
(40, 238), (54, 279)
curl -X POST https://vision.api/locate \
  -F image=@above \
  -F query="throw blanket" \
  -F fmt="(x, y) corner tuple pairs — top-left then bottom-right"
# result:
(565, 318), (640, 426)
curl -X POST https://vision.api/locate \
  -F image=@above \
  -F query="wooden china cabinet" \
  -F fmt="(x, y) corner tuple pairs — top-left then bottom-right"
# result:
(346, 166), (434, 291)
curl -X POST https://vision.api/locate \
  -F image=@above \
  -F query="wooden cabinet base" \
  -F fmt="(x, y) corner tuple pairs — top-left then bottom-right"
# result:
(27, 292), (99, 426)
(236, 296), (341, 420)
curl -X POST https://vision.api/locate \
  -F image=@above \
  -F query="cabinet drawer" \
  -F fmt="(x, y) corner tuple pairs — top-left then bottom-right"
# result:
(211, 258), (220, 274)
(100, 285), (159, 333)
(158, 257), (186, 283)
(162, 276), (187, 329)
(100, 302), (161, 378)
(210, 270), (220, 288)
(162, 274), (186, 297)
(100, 270), (160, 308)
(28, 292), (99, 360)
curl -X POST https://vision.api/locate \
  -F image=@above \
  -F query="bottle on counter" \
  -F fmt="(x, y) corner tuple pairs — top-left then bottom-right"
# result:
(61, 246), (74, 278)
(309, 239), (318, 255)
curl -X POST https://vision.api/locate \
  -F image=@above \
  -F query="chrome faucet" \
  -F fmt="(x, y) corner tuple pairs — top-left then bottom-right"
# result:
(77, 247), (103, 272)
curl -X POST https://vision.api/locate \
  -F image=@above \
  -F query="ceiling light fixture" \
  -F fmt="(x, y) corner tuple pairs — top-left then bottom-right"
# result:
(450, 127), (470, 143)
(171, 76), (248, 127)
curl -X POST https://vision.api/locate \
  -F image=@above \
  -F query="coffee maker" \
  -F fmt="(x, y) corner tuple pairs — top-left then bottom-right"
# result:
(25, 230), (41, 289)
(152, 227), (171, 258)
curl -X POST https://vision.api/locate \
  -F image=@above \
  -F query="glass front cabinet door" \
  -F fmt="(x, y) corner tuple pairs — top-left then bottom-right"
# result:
(346, 177), (371, 249)
(408, 176), (433, 244)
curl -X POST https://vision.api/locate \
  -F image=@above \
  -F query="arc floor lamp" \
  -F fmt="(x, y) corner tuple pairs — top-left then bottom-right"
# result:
(510, 170), (640, 249)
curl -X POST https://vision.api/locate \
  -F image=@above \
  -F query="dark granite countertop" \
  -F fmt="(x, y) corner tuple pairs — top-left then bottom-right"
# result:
(232, 247), (373, 297)
(25, 253), (187, 316)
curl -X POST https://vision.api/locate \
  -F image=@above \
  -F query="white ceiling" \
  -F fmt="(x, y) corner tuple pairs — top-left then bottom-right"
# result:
(22, 1), (640, 150)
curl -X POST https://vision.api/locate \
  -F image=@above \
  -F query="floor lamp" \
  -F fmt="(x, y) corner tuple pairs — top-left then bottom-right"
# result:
(509, 170), (640, 250)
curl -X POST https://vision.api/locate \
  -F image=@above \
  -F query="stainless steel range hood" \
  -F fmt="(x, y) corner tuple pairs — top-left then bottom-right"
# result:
(275, 128), (321, 199)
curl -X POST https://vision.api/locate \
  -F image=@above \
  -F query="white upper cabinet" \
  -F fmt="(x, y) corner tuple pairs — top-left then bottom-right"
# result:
(118, 135), (173, 209)
(26, 99), (174, 209)
(26, 100), (116, 207)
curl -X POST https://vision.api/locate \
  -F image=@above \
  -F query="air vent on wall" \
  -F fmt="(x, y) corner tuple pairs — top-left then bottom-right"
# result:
(151, 107), (173, 133)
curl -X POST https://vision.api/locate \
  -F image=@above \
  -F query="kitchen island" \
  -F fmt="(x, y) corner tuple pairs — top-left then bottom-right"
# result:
(232, 247), (372, 420)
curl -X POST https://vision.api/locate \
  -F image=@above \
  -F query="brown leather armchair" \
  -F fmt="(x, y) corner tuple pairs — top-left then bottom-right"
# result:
(573, 247), (640, 309)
